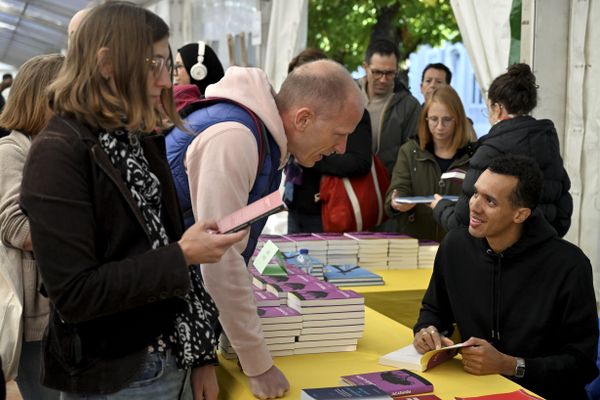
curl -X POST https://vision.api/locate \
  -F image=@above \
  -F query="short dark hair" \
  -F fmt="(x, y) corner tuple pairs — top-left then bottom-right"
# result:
(365, 38), (400, 64)
(421, 63), (452, 84)
(288, 48), (328, 73)
(488, 63), (538, 115)
(2, 73), (12, 80)
(487, 154), (543, 209)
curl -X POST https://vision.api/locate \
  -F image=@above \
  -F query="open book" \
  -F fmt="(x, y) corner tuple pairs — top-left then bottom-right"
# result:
(379, 342), (471, 372)
(216, 190), (286, 233)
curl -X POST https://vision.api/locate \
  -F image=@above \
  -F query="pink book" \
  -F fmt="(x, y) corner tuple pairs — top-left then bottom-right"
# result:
(216, 190), (286, 233)
(267, 278), (336, 296)
(454, 390), (543, 400)
(253, 288), (280, 307)
(341, 369), (433, 397)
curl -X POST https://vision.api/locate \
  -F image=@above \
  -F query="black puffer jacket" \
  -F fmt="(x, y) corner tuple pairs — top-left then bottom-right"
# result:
(433, 116), (572, 236)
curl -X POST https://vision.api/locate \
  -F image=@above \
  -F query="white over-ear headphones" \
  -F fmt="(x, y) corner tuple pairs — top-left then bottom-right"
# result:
(190, 40), (208, 81)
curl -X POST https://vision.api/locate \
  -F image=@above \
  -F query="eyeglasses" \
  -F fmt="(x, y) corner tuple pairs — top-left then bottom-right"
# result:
(146, 56), (173, 77)
(369, 69), (397, 80)
(426, 116), (455, 127)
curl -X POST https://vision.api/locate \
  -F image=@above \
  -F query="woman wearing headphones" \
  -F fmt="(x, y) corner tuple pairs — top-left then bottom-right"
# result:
(174, 41), (224, 94)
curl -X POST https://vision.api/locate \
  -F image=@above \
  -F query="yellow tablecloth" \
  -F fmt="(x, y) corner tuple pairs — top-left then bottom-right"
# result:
(345, 268), (433, 293)
(216, 306), (532, 399)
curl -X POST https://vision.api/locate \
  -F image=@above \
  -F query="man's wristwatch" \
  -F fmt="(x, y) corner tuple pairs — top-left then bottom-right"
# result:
(514, 357), (525, 378)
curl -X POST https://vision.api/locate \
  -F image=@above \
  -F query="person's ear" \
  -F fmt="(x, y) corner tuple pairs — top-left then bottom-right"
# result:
(97, 47), (113, 80)
(294, 107), (313, 132)
(513, 207), (531, 224)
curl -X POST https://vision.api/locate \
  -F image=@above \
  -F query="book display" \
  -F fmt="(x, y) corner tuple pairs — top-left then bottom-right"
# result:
(344, 232), (390, 270)
(417, 241), (439, 269)
(383, 234), (419, 269)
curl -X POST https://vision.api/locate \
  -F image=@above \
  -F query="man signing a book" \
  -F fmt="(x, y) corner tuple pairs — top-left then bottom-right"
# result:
(412, 154), (598, 399)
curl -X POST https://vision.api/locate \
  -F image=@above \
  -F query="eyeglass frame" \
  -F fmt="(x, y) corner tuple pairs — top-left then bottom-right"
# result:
(146, 55), (173, 77)
(368, 68), (398, 80)
(426, 116), (455, 127)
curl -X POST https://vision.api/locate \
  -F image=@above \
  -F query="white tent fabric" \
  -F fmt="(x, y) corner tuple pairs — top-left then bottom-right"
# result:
(449, 0), (512, 95)
(563, 0), (600, 302)
(263, 0), (308, 91)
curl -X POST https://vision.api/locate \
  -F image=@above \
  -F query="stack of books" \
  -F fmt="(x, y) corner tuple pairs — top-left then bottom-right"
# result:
(220, 305), (302, 358)
(312, 232), (359, 265)
(253, 287), (281, 307)
(283, 233), (328, 262)
(256, 234), (296, 254)
(287, 287), (365, 354)
(264, 274), (336, 305)
(322, 265), (384, 287)
(418, 241), (439, 269)
(343, 232), (389, 270)
(386, 234), (419, 269)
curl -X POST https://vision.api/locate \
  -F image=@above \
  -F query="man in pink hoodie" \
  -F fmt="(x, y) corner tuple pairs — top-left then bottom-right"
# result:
(168, 60), (363, 399)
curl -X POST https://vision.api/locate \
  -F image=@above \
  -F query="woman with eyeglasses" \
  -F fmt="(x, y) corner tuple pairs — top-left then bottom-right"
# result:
(431, 63), (572, 237)
(19, 2), (246, 399)
(385, 85), (473, 242)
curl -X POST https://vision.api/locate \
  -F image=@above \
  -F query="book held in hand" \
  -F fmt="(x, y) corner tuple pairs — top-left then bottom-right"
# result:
(341, 369), (433, 397)
(393, 195), (459, 204)
(301, 384), (392, 400)
(216, 190), (286, 233)
(379, 342), (472, 372)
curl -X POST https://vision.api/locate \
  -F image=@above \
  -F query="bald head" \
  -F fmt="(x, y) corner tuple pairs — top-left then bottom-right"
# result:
(276, 59), (363, 118)
(68, 8), (91, 44)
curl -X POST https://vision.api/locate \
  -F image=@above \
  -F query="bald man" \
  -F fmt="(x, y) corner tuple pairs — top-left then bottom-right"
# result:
(67, 8), (90, 44)
(166, 60), (363, 399)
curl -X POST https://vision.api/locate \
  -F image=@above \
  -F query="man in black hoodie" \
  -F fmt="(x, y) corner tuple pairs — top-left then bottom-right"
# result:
(414, 154), (598, 399)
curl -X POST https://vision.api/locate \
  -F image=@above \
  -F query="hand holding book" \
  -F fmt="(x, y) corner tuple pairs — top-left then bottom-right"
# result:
(413, 325), (454, 354)
(390, 189), (417, 213)
(178, 220), (248, 265)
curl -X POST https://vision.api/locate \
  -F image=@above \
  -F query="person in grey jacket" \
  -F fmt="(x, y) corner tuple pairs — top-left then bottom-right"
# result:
(0, 54), (64, 400)
(385, 86), (473, 242)
(432, 63), (572, 237)
(357, 38), (421, 177)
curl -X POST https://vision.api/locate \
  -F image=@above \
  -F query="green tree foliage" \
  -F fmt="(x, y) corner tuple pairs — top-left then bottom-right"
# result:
(308, 0), (461, 71)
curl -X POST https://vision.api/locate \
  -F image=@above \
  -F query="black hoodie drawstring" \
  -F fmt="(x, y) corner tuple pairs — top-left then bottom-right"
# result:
(486, 248), (504, 342)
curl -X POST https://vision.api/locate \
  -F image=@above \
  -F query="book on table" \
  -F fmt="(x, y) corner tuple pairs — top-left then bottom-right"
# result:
(253, 288), (281, 307)
(323, 265), (384, 286)
(341, 369), (433, 397)
(301, 384), (392, 399)
(454, 389), (543, 400)
(287, 288), (364, 307)
(379, 342), (472, 372)
(393, 195), (459, 204)
(216, 190), (286, 233)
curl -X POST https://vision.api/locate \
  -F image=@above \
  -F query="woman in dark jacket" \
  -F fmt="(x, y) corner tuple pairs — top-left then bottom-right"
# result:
(433, 63), (572, 237)
(385, 85), (473, 242)
(19, 3), (245, 399)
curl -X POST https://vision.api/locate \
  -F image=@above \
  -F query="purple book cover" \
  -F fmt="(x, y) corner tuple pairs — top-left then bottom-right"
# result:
(253, 289), (279, 301)
(341, 369), (433, 396)
(344, 232), (389, 241)
(283, 233), (324, 242)
(268, 279), (336, 294)
(258, 234), (293, 243)
(288, 288), (363, 302)
(312, 233), (354, 241)
(257, 306), (301, 318)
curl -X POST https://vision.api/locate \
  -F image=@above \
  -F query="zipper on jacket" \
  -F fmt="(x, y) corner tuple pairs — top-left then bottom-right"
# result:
(486, 248), (503, 342)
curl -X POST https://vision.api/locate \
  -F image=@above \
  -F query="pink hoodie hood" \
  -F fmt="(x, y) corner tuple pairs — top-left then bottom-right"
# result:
(204, 66), (288, 168)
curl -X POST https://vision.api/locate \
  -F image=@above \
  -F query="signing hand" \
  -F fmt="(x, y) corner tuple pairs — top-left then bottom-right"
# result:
(429, 193), (443, 209)
(178, 220), (247, 265)
(413, 325), (454, 354)
(460, 337), (516, 376)
(191, 365), (218, 400)
(248, 365), (289, 399)
(390, 189), (417, 213)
